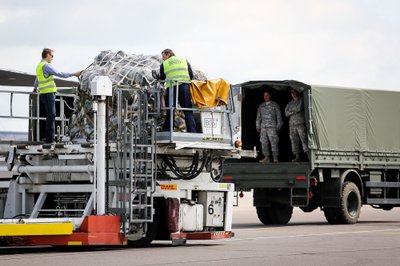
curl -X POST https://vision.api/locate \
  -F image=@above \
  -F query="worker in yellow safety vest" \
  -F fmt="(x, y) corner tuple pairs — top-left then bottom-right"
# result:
(160, 48), (197, 133)
(34, 48), (81, 143)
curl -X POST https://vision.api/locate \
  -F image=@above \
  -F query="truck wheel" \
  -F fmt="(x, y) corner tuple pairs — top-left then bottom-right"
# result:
(256, 206), (275, 224)
(300, 205), (317, 213)
(324, 181), (361, 224)
(300, 198), (319, 213)
(340, 181), (361, 224)
(379, 205), (394, 211)
(271, 203), (293, 225)
(323, 207), (341, 224)
(256, 204), (293, 225)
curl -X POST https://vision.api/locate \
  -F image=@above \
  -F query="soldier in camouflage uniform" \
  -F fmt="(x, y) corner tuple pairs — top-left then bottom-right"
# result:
(285, 89), (308, 162)
(256, 91), (283, 163)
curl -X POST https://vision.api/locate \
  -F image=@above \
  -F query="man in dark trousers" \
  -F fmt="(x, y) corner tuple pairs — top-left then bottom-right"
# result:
(34, 48), (80, 143)
(160, 48), (196, 133)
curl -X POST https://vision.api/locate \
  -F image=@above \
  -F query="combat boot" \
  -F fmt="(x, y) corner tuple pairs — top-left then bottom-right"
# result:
(292, 154), (300, 162)
(273, 156), (278, 163)
(259, 157), (270, 163)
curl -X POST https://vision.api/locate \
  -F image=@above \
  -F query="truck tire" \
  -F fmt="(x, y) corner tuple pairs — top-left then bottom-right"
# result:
(256, 206), (275, 225)
(324, 181), (361, 224)
(300, 198), (319, 213)
(256, 204), (293, 225)
(271, 203), (293, 224)
(323, 207), (341, 224)
(379, 205), (394, 211)
(300, 205), (317, 213)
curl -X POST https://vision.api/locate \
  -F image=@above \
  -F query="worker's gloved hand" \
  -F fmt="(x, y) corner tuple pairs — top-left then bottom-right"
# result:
(74, 71), (81, 77)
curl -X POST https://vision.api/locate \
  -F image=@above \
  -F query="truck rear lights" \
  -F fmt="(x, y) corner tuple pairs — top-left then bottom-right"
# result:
(295, 175), (307, 181)
(223, 176), (233, 181)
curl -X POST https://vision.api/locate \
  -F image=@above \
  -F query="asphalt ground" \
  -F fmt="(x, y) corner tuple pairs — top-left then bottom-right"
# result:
(1, 192), (400, 266)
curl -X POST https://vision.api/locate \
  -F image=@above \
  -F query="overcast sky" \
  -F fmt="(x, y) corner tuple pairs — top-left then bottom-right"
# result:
(1, 0), (400, 90)
(1, 0), (400, 131)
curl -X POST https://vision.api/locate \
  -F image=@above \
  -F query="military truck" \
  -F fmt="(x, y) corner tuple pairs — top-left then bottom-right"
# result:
(224, 80), (400, 225)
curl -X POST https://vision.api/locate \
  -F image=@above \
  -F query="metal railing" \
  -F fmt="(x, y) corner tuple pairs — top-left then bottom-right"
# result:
(110, 87), (157, 232)
(162, 79), (236, 142)
(0, 89), (75, 142)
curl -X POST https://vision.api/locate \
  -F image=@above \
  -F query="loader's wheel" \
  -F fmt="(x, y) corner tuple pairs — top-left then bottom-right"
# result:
(256, 204), (293, 225)
(128, 219), (158, 247)
(324, 181), (361, 224)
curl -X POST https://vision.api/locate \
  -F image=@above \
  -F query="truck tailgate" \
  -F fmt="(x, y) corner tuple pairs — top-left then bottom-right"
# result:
(223, 162), (310, 190)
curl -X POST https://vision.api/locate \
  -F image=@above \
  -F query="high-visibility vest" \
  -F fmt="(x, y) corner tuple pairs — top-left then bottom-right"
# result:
(36, 61), (57, 94)
(163, 56), (190, 88)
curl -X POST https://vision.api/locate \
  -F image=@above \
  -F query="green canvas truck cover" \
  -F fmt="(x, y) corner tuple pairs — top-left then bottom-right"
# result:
(310, 85), (400, 153)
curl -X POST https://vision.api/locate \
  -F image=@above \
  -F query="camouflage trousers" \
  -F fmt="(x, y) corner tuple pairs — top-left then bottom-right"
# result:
(289, 124), (308, 154)
(260, 127), (279, 156)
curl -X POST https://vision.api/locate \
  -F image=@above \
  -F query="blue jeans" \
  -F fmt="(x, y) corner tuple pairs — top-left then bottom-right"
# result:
(164, 83), (197, 133)
(40, 93), (56, 143)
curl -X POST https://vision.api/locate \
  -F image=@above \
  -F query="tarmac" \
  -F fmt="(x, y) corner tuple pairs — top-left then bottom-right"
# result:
(1, 192), (400, 266)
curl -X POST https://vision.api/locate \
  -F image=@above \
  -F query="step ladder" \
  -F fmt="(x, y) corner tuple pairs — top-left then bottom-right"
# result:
(109, 88), (157, 234)
(130, 142), (155, 223)
(290, 187), (309, 207)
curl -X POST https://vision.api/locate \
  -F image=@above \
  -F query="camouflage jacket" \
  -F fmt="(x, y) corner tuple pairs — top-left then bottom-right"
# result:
(256, 101), (283, 130)
(285, 98), (305, 126)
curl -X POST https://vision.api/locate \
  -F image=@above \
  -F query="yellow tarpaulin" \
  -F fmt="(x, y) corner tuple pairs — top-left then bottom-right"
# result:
(190, 79), (230, 108)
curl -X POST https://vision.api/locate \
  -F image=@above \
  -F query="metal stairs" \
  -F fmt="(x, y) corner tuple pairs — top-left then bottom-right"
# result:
(109, 89), (157, 233)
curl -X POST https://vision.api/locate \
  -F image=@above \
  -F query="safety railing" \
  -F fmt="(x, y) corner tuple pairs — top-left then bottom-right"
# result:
(161, 79), (236, 145)
(0, 89), (75, 142)
(110, 87), (157, 232)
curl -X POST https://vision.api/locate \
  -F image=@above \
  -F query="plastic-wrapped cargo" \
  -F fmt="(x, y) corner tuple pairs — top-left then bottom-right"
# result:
(79, 51), (161, 92)
(67, 51), (207, 141)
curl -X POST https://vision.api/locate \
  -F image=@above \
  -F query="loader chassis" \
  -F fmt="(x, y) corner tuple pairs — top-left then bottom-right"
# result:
(0, 80), (240, 246)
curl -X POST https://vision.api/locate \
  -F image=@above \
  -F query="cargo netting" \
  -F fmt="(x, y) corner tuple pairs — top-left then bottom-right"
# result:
(66, 50), (206, 141)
